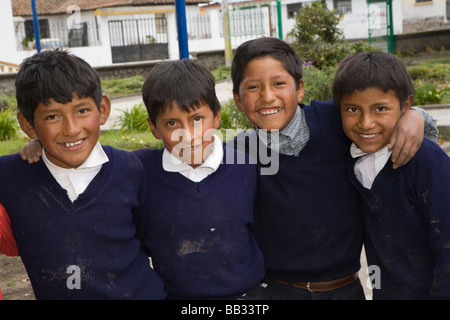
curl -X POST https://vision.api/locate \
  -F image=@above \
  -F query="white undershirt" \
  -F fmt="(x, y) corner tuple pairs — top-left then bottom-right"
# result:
(42, 142), (109, 202)
(162, 135), (223, 182)
(350, 143), (392, 189)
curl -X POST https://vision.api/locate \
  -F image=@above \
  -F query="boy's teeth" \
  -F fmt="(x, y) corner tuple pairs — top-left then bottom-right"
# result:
(360, 134), (378, 138)
(260, 108), (281, 115)
(64, 140), (83, 147)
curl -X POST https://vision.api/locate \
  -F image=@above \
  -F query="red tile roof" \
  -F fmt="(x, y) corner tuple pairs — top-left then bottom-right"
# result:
(12, 0), (208, 16)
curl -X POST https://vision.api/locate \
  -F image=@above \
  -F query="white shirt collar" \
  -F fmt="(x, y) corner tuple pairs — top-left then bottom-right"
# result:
(42, 142), (109, 201)
(351, 143), (392, 189)
(162, 134), (223, 182)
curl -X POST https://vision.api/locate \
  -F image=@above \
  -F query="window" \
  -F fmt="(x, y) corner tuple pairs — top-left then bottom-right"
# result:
(287, 2), (302, 19)
(333, 0), (352, 15)
(447, 0), (450, 20)
(24, 19), (50, 40)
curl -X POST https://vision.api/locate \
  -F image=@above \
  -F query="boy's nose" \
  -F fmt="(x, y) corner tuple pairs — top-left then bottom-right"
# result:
(62, 117), (81, 136)
(359, 113), (375, 129)
(261, 86), (276, 103)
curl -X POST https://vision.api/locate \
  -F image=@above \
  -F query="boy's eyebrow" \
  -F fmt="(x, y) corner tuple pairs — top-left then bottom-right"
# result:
(39, 101), (93, 113)
(342, 101), (391, 107)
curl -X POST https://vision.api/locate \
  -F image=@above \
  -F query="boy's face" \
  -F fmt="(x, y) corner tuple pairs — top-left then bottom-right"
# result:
(18, 94), (110, 169)
(149, 103), (221, 168)
(340, 88), (410, 154)
(233, 56), (305, 131)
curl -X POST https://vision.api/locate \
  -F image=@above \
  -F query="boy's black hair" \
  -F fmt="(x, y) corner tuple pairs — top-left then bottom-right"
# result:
(333, 51), (415, 109)
(15, 49), (102, 125)
(231, 37), (303, 96)
(142, 59), (221, 125)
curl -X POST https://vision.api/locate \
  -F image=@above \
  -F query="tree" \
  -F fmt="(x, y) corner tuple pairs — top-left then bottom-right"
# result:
(287, 1), (369, 69)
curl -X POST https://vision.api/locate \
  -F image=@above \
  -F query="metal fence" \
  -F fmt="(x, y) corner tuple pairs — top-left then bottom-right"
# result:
(108, 17), (167, 47)
(187, 14), (211, 39)
(14, 6), (277, 52)
(15, 19), (101, 51)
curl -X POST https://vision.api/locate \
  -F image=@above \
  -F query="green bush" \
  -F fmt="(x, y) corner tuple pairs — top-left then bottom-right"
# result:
(117, 103), (150, 132)
(211, 65), (231, 82)
(303, 64), (336, 103)
(408, 64), (450, 81)
(219, 99), (253, 130)
(0, 94), (17, 111)
(0, 107), (19, 141)
(287, 2), (374, 69)
(414, 81), (443, 105)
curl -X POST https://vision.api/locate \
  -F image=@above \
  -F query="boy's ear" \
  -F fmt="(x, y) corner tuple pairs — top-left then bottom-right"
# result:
(297, 79), (305, 103)
(99, 94), (111, 125)
(402, 95), (414, 112)
(17, 111), (37, 139)
(147, 118), (161, 140)
(214, 109), (221, 129)
(233, 92), (244, 112)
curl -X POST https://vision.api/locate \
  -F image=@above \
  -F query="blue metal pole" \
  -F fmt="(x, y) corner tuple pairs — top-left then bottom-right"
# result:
(31, 0), (41, 53)
(175, 0), (189, 59)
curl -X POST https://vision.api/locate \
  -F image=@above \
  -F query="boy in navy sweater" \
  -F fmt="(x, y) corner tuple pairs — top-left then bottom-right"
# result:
(230, 37), (438, 299)
(133, 59), (264, 299)
(333, 51), (450, 299)
(0, 50), (166, 300)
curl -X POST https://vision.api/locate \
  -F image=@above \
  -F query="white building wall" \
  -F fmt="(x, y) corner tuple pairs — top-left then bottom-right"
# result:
(402, 0), (447, 21)
(0, 0), (19, 64)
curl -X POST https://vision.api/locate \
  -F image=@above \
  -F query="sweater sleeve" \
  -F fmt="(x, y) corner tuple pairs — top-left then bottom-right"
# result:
(0, 202), (18, 257)
(416, 143), (450, 299)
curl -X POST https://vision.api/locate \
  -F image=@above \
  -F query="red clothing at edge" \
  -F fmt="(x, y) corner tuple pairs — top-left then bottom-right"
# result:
(0, 202), (19, 300)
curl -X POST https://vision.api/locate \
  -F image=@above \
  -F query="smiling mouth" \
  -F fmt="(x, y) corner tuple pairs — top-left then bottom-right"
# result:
(181, 144), (202, 153)
(258, 107), (282, 115)
(60, 139), (85, 148)
(358, 133), (380, 141)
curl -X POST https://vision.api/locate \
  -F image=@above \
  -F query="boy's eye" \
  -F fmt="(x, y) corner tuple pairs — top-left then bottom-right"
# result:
(78, 108), (89, 114)
(376, 106), (387, 112)
(275, 81), (286, 86)
(45, 114), (58, 120)
(346, 107), (358, 113)
(166, 120), (176, 127)
(193, 116), (202, 122)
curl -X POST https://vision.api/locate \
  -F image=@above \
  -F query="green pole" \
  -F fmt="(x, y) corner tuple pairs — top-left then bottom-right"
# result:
(387, 0), (394, 53)
(276, 0), (282, 39)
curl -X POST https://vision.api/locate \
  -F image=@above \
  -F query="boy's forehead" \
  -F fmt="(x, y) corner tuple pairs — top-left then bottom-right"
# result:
(40, 93), (95, 107)
(160, 101), (210, 116)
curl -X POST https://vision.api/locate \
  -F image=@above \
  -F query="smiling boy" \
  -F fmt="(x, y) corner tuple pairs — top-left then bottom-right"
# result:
(133, 59), (264, 299)
(0, 50), (166, 299)
(333, 51), (450, 299)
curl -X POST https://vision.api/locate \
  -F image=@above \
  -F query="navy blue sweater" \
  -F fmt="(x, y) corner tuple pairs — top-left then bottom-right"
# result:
(349, 140), (450, 299)
(233, 100), (363, 282)
(0, 146), (166, 300)
(133, 146), (265, 299)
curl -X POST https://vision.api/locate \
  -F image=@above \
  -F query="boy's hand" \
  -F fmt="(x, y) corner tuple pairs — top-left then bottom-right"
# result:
(19, 138), (42, 164)
(389, 109), (424, 169)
